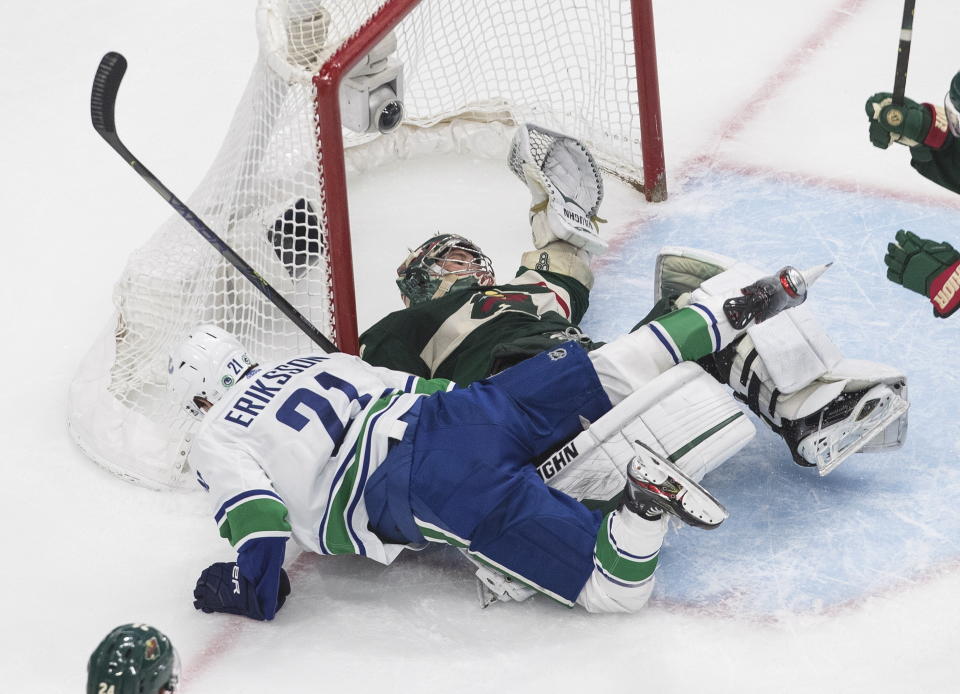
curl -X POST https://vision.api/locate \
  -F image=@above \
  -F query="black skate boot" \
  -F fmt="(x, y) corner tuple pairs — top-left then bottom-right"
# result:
(777, 383), (909, 475)
(723, 266), (808, 329)
(624, 440), (729, 530)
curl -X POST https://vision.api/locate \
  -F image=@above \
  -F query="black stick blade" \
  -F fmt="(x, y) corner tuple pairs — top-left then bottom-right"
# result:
(91, 52), (127, 138)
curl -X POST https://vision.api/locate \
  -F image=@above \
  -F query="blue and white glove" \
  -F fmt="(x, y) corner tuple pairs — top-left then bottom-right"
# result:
(193, 537), (290, 620)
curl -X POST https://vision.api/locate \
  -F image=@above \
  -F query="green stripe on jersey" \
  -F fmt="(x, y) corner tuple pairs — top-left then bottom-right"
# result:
(415, 518), (468, 547)
(413, 377), (454, 394)
(594, 513), (658, 584)
(218, 497), (291, 547)
(654, 307), (714, 361)
(414, 516), (573, 607)
(323, 394), (396, 554)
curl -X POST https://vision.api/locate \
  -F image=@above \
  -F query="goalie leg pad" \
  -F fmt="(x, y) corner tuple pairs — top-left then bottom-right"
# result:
(508, 123), (607, 255)
(658, 246), (844, 393)
(654, 246), (737, 304)
(539, 361), (756, 509)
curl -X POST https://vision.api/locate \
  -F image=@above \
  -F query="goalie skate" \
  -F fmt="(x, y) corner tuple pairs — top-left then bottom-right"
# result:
(782, 383), (909, 476)
(625, 441), (729, 529)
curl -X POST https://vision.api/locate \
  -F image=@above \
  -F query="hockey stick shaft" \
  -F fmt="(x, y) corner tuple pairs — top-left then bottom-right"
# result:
(90, 52), (339, 354)
(892, 0), (916, 105)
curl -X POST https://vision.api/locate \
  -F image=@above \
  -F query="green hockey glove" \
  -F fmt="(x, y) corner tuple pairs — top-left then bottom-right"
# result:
(884, 230), (960, 318)
(865, 93), (934, 149)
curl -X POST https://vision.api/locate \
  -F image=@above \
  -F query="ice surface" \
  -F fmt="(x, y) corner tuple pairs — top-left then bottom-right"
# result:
(4, 1), (960, 692)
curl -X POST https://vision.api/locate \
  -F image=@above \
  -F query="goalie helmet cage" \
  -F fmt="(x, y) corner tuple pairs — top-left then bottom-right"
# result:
(68, 0), (667, 490)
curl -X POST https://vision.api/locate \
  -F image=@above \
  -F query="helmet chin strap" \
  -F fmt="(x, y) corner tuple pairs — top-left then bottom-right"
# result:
(193, 363), (257, 415)
(193, 396), (215, 413)
(431, 273), (462, 300)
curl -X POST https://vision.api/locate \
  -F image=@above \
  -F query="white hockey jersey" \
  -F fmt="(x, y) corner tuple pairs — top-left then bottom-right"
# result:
(190, 352), (453, 565)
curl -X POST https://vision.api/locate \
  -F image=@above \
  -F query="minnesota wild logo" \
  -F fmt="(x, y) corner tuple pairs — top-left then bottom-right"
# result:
(470, 289), (539, 319)
(143, 636), (160, 660)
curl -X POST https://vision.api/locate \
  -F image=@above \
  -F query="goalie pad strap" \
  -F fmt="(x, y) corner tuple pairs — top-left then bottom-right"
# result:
(747, 373), (762, 417)
(740, 347), (758, 388)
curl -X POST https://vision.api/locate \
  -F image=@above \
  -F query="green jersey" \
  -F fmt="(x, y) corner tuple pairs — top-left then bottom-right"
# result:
(359, 266), (596, 384)
(912, 133), (960, 194)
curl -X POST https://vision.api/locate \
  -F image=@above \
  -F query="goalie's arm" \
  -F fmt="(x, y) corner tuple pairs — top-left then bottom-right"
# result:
(910, 136), (960, 195)
(511, 265), (592, 325)
(359, 317), (434, 378)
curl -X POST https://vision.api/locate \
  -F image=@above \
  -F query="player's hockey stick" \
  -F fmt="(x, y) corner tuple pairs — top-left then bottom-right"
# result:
(891, 0), (916, 105)
(90, 51), (339, 354)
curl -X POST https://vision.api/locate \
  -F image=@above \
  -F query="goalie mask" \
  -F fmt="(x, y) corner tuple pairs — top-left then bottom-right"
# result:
(87, 623), (181, 694)
(396, 233), (495, 306)
(168, 324), (253, 418)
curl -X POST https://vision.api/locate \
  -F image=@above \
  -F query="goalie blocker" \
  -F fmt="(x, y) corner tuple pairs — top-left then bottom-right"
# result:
(653, 246), (909, 476)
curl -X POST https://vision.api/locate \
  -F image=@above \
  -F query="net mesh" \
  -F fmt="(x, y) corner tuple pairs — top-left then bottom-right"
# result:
(69, 0), (653, 489)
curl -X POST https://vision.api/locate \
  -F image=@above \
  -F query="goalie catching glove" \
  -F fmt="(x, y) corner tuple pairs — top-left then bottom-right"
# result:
(508, 123), (607, 256)
(884, 230), (960, 318)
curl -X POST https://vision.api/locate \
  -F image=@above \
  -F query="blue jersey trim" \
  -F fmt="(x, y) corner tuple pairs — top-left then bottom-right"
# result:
(214, 488), (284, 524)
(691, 302), (721, 350)
(649, 323), (680, 364)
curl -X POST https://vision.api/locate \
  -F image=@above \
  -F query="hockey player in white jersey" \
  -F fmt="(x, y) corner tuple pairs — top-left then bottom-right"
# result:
(177, 273), (812, 619)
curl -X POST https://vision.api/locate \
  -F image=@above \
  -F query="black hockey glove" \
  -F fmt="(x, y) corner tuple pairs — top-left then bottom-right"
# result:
(193, 562), (291, 620)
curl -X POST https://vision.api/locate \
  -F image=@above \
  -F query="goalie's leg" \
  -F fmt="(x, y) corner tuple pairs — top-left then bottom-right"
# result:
(539, 361), (756, 510)
(714, 338), (909, 475)
(585, 266), (810, 407)
(653, 246), (909, 475)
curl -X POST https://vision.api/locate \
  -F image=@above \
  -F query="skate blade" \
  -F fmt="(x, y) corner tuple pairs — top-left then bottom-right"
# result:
(629, 443), (729, 529)
(803, 385), (910, 476)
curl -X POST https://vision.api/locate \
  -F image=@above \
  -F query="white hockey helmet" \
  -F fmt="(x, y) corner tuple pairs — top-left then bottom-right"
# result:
(167, 325), (253, 418)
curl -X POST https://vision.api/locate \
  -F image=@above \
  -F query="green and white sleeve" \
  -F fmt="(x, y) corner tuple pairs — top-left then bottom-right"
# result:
(587, 296), (743, 405)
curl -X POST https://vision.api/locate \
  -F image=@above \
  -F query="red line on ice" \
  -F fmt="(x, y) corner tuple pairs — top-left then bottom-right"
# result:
(180, 552), (313, 686)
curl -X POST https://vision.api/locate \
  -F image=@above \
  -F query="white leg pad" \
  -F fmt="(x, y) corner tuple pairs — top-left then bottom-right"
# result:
(540, 362), (756, 509)
(658, 246), (843, 394)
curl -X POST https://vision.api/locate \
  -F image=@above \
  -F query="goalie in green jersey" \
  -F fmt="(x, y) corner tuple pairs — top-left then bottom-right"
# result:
(359, 123), (611, 384)
(360, 124), (909, 478)
(865, 72), (960, 318)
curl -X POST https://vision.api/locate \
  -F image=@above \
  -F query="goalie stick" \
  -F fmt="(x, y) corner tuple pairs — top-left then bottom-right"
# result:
(90, 51), (339, 354)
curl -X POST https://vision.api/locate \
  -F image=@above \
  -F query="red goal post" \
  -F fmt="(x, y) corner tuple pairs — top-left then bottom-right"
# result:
(69, 0), (666, 490)
(313, 0), (667, 354)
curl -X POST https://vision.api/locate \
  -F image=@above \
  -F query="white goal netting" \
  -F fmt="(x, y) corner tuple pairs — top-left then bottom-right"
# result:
(69, 0), (661, 490)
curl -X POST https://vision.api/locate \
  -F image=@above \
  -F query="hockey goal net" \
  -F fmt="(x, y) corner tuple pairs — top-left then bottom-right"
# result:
(68, 0), (666, 490)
